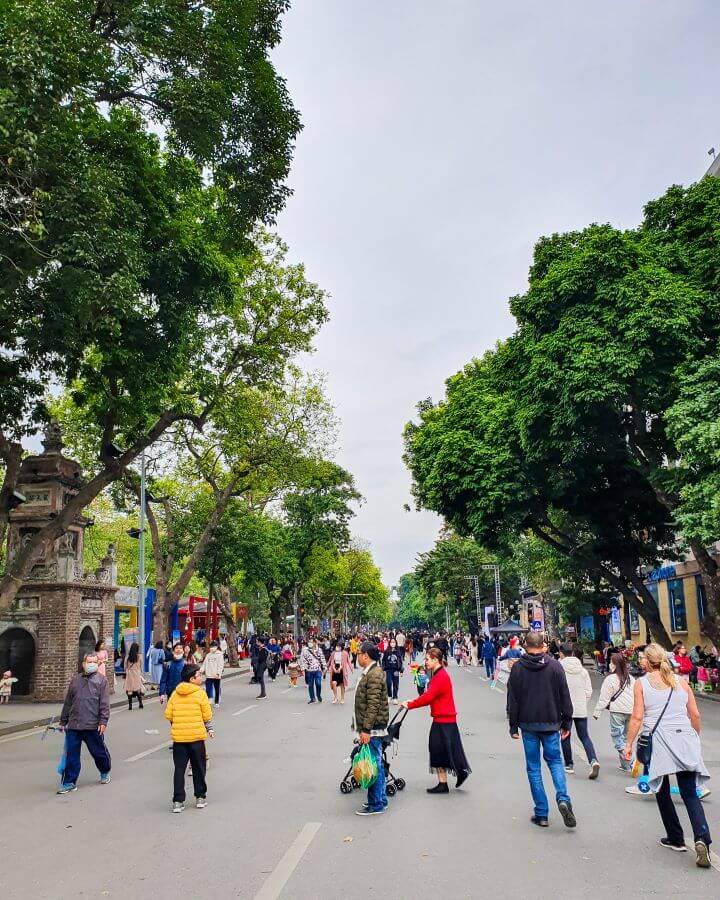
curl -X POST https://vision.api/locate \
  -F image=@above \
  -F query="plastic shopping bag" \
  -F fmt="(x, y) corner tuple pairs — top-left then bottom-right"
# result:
(352, 743), (378, 789)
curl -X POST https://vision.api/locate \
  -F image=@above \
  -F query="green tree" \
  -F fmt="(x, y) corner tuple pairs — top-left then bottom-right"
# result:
(0, 0), (303, 604)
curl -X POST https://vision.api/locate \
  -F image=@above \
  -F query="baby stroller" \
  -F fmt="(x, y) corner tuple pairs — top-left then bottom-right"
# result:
(339, 708), (408, 796)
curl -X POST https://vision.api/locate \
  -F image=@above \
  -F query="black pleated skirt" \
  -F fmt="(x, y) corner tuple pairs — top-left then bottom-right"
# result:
(428, 721), (471, 776)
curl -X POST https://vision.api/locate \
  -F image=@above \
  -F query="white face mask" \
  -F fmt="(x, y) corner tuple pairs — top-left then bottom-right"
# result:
(84, 663), (98, 674)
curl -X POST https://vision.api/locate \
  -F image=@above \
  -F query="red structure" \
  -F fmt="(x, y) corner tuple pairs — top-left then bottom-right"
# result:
(179, 595), (219, 643)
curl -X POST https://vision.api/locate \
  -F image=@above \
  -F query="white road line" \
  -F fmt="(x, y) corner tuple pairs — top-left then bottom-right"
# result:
(232, 704), (257, 717)
(0, 727), (46, 745)
(125, 740), (171, 762)
(253, 822), (322, 900)
(281, 688), (293, 694)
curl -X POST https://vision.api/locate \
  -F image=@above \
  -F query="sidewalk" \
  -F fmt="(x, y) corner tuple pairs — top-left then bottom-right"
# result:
(0, 664), (249, 737)
(585, 660), (720, 702)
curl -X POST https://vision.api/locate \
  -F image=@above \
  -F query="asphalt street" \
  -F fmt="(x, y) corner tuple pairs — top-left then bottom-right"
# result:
(1, 664), (720, 899)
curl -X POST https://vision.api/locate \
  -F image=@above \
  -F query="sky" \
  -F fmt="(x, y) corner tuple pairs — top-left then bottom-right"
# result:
(271, 0), (720, 587)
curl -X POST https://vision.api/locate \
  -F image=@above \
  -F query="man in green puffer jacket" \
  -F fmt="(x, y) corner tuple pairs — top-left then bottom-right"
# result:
(353, 641), (390, 816)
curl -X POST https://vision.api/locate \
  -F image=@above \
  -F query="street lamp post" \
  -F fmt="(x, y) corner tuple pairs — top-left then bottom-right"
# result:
(137, 449), (147, 672)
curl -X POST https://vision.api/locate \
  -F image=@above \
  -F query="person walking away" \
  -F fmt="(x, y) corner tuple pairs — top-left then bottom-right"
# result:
(624, 643), (712, 868)
(159, 644), (186, 704)
(254, 637), (269, 699)
(402, 647), (471, 793)
(329, 641), (352, 704)
(396, 630), (406, 656)
(592, 652), (634, 772)
(481, 637), (497, 678)
(164, 664), (214, 813)
(201, 640), (224, 706)
(506, 631), (576, 829)
(57, 653), (111, 793)
(124, 642), (145, 710)
(95, 639), (109, 677)
(500, 636), (523, 664)
(148, 641), (166, 688)
(382, 639), (404, 705)
(558, 644), (599, 779)
(349, 636), (359, 669)
(353, 642), (390, 816)
(300, 638), (326, 703)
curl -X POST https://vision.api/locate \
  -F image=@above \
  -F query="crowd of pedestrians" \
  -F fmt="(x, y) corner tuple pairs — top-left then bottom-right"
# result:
(49, 621), (715, 872)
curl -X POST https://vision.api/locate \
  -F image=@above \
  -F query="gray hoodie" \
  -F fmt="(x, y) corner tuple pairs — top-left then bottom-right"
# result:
(60, 672), (110, 730)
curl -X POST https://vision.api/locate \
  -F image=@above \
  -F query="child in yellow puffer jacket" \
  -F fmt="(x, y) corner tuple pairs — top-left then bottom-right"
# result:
(164, 664), (214, 813)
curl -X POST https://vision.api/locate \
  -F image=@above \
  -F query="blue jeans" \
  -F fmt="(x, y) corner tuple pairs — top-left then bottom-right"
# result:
(521, 730), (570, 818)
(63, 728), (111, 786)
(305, 670), (322, 701)
(366, 737), (388, 812)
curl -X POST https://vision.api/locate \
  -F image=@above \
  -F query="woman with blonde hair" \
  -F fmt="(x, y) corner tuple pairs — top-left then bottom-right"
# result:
(624, 643), (711, 868)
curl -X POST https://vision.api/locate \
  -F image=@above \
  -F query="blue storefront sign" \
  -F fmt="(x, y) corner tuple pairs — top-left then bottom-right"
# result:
(646, 565), (676, 582)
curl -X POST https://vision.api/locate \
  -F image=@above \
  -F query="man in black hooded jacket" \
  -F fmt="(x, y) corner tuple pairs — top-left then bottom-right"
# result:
(506, 630), (577, 829)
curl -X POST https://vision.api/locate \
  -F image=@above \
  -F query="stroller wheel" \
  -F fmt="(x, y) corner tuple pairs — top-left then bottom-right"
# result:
(395, 778), (406, 791)
(351, 777), (359, 789)
(340, 781), (352, 794)
(386, 784), (397, 796)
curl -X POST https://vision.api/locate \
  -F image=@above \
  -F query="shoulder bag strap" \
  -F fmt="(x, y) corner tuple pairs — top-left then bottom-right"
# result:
(649, 686), (674, 737)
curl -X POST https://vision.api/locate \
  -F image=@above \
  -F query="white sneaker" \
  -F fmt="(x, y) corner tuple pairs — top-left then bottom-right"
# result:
(172, 802), (185, 814)
(196, 797), (207, 809)
(393, 699), (399, 705)
(332, 698), (337, 704)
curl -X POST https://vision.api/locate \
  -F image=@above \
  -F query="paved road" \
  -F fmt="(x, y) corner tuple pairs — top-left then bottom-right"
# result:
(1, 664), (719, 899)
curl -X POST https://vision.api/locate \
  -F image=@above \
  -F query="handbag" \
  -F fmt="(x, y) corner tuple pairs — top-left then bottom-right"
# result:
(604, 677), (630, 710)
(636, 687), (673, 766)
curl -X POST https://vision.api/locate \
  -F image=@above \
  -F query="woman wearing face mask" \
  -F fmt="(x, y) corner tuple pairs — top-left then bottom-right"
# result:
(593, 652), (634, 771)
(329, 641), (351, 704)
(382, 639), (404, 705)
(401, 647), (471, 793)
(159, 644), (186, 704)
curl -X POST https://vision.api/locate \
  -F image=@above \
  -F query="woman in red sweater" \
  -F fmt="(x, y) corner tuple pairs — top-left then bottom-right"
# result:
(402, 647), (471, 793)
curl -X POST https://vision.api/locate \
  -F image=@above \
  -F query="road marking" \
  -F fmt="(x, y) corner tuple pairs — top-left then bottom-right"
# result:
(281, 688), (293, 694)
(125, 740), (171, 762)
(0, 727), (46, 745)
(253, 822), (322, 900)
(232, 704), (257, 717)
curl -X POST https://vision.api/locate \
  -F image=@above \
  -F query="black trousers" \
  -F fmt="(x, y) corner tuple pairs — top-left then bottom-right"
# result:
(256, 667), (266, 696)
(172, 741), (207, 803)
(386, 670), (400, 699)
(656, 772), (712, 846)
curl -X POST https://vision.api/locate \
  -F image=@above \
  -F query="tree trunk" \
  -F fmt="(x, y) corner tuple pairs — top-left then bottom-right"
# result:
(689, 540), (720, 647)
(216, 586), (239, 667)
(0, 436), (23, 552)
(541, 592), (560, 640)
(152, 585), (174, 644)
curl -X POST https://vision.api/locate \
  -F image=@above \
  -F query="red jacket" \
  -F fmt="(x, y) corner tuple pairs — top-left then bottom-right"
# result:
(407, 666), (457, 722)
(674, 653), (693, 675)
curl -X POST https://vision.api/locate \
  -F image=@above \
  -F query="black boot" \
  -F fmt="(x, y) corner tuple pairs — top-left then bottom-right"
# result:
(426, 782), (449, 794)
(127, 696), (133, 710)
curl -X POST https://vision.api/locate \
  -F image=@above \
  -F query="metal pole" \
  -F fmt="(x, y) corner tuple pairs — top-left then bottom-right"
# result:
(292, 583), (299, 641)
(138, 449), (146, 671)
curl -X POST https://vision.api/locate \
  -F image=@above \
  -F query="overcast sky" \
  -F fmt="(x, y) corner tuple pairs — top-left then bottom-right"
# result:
(272, 1), (719, 587)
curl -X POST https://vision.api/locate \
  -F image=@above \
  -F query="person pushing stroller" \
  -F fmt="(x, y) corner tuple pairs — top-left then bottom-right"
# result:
(352, 641), (390, 816)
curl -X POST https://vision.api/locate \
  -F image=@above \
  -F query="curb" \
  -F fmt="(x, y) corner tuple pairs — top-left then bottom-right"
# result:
(0, 665), (249, 738)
